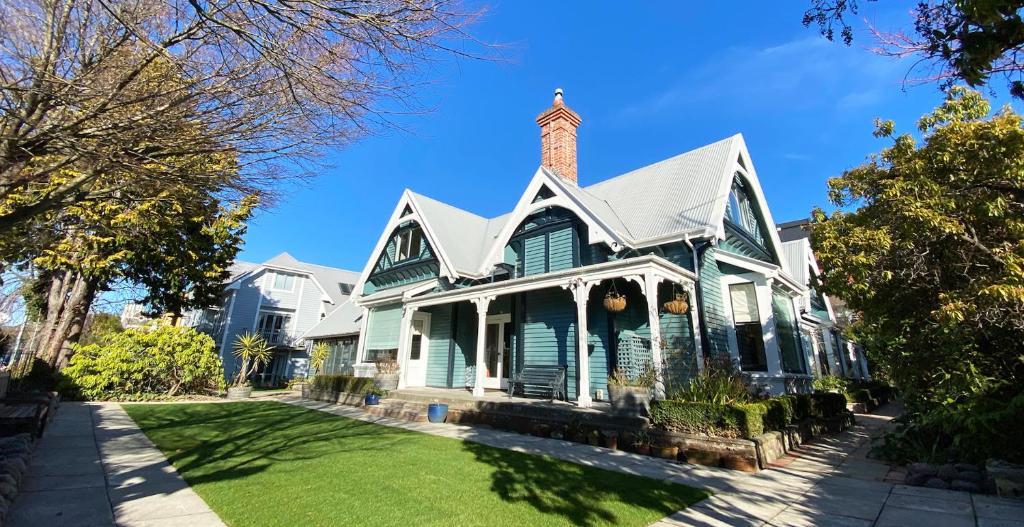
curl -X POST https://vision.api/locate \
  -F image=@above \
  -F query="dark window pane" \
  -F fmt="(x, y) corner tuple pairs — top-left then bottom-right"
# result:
(410, 334), (422, 360)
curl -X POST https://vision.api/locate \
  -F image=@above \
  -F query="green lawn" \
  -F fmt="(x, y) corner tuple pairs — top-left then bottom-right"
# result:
(124, 402), (708, 527)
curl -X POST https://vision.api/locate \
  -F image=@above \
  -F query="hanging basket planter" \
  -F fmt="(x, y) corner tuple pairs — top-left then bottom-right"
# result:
(603, 279), (627, 313)
(663, 292), (689, 314)
(604, 292), (627, 313)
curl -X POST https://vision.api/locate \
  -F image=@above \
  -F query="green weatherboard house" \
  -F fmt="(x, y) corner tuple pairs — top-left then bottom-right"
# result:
(308, 90), (847, 406)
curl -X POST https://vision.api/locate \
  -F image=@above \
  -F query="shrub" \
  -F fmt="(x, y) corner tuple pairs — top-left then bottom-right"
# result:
(62, 326), (225, 400)
(311, 374), (375, 394)
(874, 390), (1024, 464)
(812, 375), (848, 393)
(762, 396), (796, 431)
(649, 400), (770, 439)
(810, 392), (848, 418)
(669, 355), (750, 405)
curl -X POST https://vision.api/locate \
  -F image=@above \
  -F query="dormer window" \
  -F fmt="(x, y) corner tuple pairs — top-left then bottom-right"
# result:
(396, 227), (423, 262)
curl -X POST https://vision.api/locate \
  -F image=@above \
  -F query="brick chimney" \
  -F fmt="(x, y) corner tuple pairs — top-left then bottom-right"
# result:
(536, 88), (582, 184)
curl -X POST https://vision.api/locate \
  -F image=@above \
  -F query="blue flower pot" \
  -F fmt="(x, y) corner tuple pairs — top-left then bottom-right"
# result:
(427, 403), (449, 423)
(364, 394), (380, 406)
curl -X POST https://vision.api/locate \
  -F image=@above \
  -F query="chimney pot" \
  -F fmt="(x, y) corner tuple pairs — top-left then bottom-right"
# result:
(536, 88), (581, 184)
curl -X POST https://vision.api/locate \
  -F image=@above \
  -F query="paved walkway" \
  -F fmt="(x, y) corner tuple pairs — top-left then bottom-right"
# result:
(9, 402), (224, 527)
(282, 397), (1024, 527)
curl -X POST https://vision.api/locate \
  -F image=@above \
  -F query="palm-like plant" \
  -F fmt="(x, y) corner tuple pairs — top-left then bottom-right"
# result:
(309, 341), (330, 377)
(232, 332), (273, 387)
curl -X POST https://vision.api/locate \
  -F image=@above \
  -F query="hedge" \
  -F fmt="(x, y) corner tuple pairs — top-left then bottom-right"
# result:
(651, 392), (850, 440)
(311, 375), (375, 394)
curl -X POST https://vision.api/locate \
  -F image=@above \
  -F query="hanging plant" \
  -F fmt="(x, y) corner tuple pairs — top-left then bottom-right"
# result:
(603, 280), (627, 313)
(663, 285), (689, 314)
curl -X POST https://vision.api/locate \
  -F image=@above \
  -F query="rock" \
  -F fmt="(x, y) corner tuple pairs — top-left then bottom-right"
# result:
(950, 480), (981, 493)
(908, 462), (938, 476)
(924, 477), (950, 490)
(954, 462), (980, 472)
(906, 472), (931, 486)
(937, 464), (960, 481)
(958, 470), (983, 483)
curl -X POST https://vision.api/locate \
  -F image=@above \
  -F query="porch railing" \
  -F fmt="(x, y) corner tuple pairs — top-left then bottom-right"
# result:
(616, 331), (653, 380)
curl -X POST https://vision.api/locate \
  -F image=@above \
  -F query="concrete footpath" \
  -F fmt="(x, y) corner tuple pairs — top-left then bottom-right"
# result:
(283, 396), (1024, 527)
(8, 402), (223, 527)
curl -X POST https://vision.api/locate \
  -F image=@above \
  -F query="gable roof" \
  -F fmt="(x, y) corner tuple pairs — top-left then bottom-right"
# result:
(301, 300), (363, 339)
(583, 136), (737, 242)
(356, 133), (793, 293)
(231, 252), (360, 304)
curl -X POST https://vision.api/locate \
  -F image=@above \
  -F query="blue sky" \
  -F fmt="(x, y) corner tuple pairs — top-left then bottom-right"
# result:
(238, 1), (1019, 273)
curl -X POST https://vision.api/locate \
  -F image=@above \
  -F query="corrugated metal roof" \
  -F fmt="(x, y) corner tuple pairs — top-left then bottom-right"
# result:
(584, 135), (737, 242)
(781, 240), (809, 286)
(303, 300), (363, 339)
(393, 135), (741, 276)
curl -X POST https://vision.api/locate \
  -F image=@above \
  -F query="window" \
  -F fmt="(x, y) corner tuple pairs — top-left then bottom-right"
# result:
(257, 310), (292, 345)
(365, 348), (397, 362)
(729, 282), (768, 371)
(726, 177), (764, 243)
(395, 227), (423, 262)
(268, 271), (296, 291)
(339, 282), (354, 295)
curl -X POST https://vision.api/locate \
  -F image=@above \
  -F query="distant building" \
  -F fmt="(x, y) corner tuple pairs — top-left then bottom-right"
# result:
(184, 252), (360, 385)
(119, 303), (150, 330)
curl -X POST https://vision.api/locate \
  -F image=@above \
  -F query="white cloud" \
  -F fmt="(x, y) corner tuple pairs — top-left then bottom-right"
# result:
(613, 36), (908, 123)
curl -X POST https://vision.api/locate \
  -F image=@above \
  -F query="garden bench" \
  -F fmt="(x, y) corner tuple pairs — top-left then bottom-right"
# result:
(508, 364), (567, 401)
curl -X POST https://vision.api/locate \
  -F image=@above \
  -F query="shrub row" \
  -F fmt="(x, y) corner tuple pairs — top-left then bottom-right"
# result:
(844, 381), (896, 407)
(311, 374), (375, 394)
(650, 392), (849, 439)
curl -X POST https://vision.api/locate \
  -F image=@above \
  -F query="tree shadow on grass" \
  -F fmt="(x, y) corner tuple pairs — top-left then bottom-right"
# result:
(460, 436), (708, 527)
(123, 401), (408, 487)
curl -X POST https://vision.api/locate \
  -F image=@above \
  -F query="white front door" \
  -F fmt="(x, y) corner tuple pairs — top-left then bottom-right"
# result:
(483, 314), (511, 389)
(406, 313), (430, 387)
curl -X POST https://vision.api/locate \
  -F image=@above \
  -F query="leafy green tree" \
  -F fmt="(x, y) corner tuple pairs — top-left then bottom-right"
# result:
(811, 87), (1024, 405)
(805, 1), (1024, 98)
(63, 325), (225, 400)
(80, 312), (123, 346)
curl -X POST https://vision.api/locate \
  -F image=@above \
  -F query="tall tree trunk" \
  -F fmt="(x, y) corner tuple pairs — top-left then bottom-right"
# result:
(30, 271), (69, 361)
(55, 279), (98, 368)
(41, 272), (91, 367)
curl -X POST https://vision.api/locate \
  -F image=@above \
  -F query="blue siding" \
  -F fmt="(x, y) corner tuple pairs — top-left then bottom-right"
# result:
(455, 302), (476, 387)
(699, 248), (733, 361)
(548, 226), (574, 272)
(423, 304), (453, 387)
(523, 235), (546, 276)
(586, 290), (611, 400)
(522, 288), (578, 399)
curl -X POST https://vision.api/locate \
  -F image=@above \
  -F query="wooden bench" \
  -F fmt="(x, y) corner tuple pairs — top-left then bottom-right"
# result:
(0, 402), (48, 437)
(508, 365), (567, 401)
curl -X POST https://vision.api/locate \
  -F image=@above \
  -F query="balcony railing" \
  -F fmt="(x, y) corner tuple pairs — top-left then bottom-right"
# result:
(260, 330), (295, 347)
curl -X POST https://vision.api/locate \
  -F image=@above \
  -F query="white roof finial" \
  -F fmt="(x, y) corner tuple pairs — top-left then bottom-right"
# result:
(554, 88), (564, 105)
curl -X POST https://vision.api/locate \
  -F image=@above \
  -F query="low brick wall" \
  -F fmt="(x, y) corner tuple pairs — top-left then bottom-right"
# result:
(304, 388), (366, 406)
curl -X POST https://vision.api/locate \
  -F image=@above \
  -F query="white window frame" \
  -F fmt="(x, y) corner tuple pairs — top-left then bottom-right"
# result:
(719, 272), (783, 378)
(395, 227), (423, 263)
(267, 271), (297, 292)
(257, 310), (293, 345)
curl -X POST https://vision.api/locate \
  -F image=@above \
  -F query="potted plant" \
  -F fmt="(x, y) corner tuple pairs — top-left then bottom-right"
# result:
(227, 332), (272, 399)
(373, 358), (400, 391)
(632, 430), (651, 456)
(427, 401), (449, 423)
(663, 290), (690, 314)
(653, 441), (680, 461)
(602, 430), (619, 450)
(364, 386), (386, 405)
(607, 365), (654, 416)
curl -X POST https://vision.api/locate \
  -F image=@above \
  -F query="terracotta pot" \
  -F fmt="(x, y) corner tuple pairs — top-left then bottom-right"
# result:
(604, 436), (618, 450)
(603, 293), (627, 313)
(663, 294), (689, 314)
(653, 445), (679, 460)
(635, 445), (651, 456)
